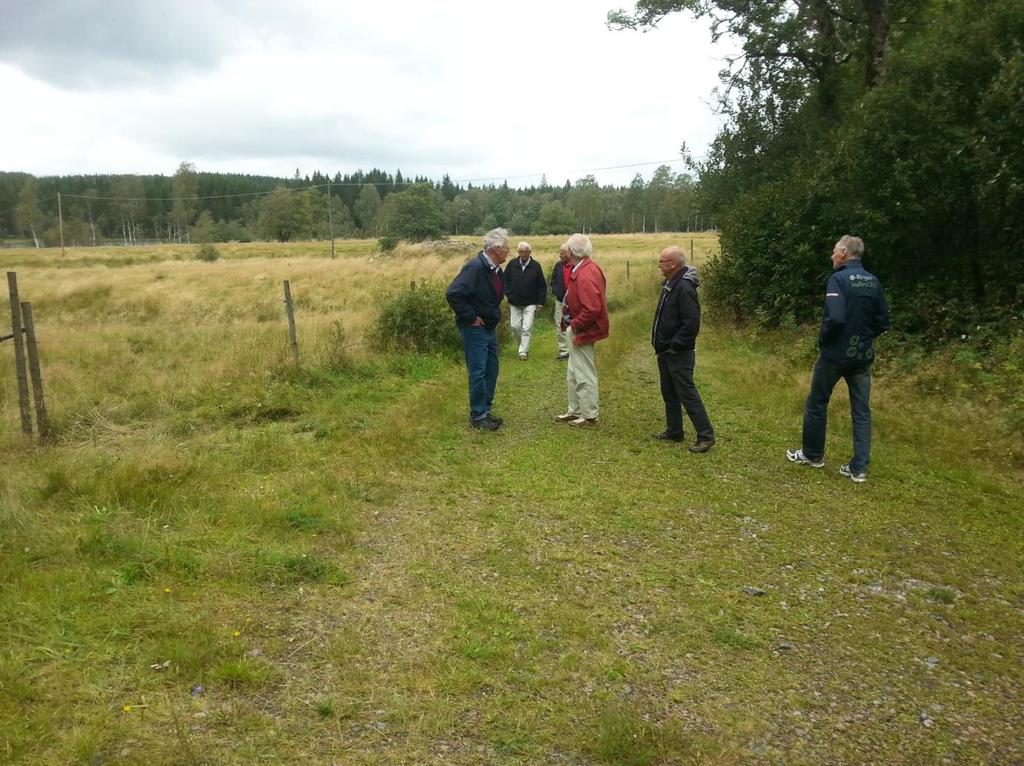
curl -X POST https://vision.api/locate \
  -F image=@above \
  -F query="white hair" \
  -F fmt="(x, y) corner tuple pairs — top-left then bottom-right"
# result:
(837, 235), (864, 259)
(566, 233), (592, 260)
(517, 241), (531, 252)
(483, 227), (509, 252)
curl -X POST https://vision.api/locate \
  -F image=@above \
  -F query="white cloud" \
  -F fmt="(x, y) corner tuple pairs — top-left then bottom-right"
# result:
(0, 0), (735, 186)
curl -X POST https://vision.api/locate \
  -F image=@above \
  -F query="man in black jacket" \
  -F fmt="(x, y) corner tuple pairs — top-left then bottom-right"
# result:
(787, 235), (890, 481)
(503, 241), (547, 360)
(446, 228), (510, 430)
(652, 246), (715, 453)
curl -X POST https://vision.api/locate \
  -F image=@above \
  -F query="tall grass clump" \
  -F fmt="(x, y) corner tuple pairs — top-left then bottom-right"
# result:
(196, 244), (220, 262)
(371, 282), (461, 354)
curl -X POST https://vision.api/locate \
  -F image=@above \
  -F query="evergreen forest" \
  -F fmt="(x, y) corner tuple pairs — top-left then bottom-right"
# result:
(0, 164), (702, 250)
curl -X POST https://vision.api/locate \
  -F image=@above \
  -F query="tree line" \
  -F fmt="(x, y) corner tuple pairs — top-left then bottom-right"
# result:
(0, 162), (707, 247)
(611, 0), (1024, 338)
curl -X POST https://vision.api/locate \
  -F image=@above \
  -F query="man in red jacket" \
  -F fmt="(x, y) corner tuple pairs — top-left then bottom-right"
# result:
(556, 233), (609, 427)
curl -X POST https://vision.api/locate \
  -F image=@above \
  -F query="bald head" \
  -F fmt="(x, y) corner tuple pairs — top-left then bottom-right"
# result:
(658, 246), (686, 279)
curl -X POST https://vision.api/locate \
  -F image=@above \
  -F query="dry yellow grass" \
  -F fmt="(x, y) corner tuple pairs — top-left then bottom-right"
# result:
(1, 234), (718, 442)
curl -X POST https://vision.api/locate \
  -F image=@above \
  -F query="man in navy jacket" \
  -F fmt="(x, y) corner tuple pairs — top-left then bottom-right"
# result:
(446, 228), (510, 430)
(787, 235), (890, 481)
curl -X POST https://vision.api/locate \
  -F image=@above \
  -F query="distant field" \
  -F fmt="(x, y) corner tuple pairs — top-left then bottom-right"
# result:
(1, 233), (1021, 765)
(0, 234), (717, 440)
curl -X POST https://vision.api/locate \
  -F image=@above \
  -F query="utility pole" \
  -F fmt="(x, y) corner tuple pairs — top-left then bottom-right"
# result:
(327, 177), (336, 259)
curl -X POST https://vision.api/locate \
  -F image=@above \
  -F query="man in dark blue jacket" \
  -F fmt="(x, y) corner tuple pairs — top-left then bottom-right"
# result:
(787, 235), (890, 481)
(445, 227), (510, 430)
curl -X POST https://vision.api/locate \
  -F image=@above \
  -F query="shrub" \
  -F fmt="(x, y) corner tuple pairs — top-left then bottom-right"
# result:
(196, 244), (220, 262)
(377, 235), (400, 254)
(371, 282), (461, 354)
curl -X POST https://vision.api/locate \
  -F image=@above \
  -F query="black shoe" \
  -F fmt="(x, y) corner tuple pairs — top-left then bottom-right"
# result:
(470, 417), (500, 431)
(653, 431), (683, 442)
(688, 439), (715, 453)
(486, 413), (503, 426)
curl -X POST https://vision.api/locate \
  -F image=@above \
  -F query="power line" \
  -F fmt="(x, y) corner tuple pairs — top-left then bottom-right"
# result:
(454, 158), (695, 184)
(60, 184), (331, 202)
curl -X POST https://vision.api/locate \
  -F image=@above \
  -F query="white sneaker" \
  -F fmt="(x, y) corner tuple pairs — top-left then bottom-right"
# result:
(568, 417), (597, 427)
(555, 412), (579, 422)
(839, 464), (867, 483)
(785, 448), (824, 468)
(518, 352), (528, 360)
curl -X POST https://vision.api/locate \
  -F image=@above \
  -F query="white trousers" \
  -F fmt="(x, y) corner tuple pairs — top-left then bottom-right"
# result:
(509, 304), (537, 355)
(565, 327), (599, 419)
(553, 298), (570, 355)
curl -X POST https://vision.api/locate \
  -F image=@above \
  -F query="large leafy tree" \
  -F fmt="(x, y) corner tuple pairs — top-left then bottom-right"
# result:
(171, 162), (198, 243)
(110, 176), (146, 245)
(257, 188), (315, 242)
(532, 201), (576, 235)
(353, 184), (382, 234)
(378, 183), (445, 242)
(612, 0), (1024, 335)
(15, 177), (44, 247)
(609, 1), (919, 117)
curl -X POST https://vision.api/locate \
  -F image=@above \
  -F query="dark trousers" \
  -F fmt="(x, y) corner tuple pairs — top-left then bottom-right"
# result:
(802, 357), (872, 472)
(657, 349), (714, 442)
(460, 325), (499, 420)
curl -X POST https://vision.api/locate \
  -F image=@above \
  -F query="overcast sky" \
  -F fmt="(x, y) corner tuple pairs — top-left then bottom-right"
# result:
(0, 0), (731, 187)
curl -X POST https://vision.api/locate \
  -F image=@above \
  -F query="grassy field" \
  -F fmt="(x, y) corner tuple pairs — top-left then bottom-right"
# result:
(1, 234), (1021, 765)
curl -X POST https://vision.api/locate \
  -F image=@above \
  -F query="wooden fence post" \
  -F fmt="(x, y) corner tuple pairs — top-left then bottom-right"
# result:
(690, 238), (694, 264)
(626, 260), (631, 281)
(283, 280), (299, 362)
(6, 272), (32, 435)
(20, 302), (50, 439)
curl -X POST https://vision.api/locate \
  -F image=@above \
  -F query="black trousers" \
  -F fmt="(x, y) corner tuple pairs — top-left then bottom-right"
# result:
(657, 348), (714, 442)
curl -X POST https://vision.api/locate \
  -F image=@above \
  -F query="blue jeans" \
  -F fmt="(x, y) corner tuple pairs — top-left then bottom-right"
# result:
(802, 357), (872, 472)
(460, 325), (499, 420)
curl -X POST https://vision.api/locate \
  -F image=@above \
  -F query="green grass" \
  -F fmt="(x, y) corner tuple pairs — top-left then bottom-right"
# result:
(1, 235), (1021, 764)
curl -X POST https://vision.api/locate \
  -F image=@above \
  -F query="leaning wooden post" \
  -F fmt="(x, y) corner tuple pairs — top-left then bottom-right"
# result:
(626, 260), (630, 281)
(20, 302), (50, 439)
(6, 272), (33, 435)
(283, 280), (299, 362)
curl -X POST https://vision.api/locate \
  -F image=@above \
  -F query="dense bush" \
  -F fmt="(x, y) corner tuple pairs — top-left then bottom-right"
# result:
(196, 244), (220, 262)
(371, 282), (461, 354)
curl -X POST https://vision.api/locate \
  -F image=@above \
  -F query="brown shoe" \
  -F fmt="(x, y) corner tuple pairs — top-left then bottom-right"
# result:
(688, 439), (715, 453)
